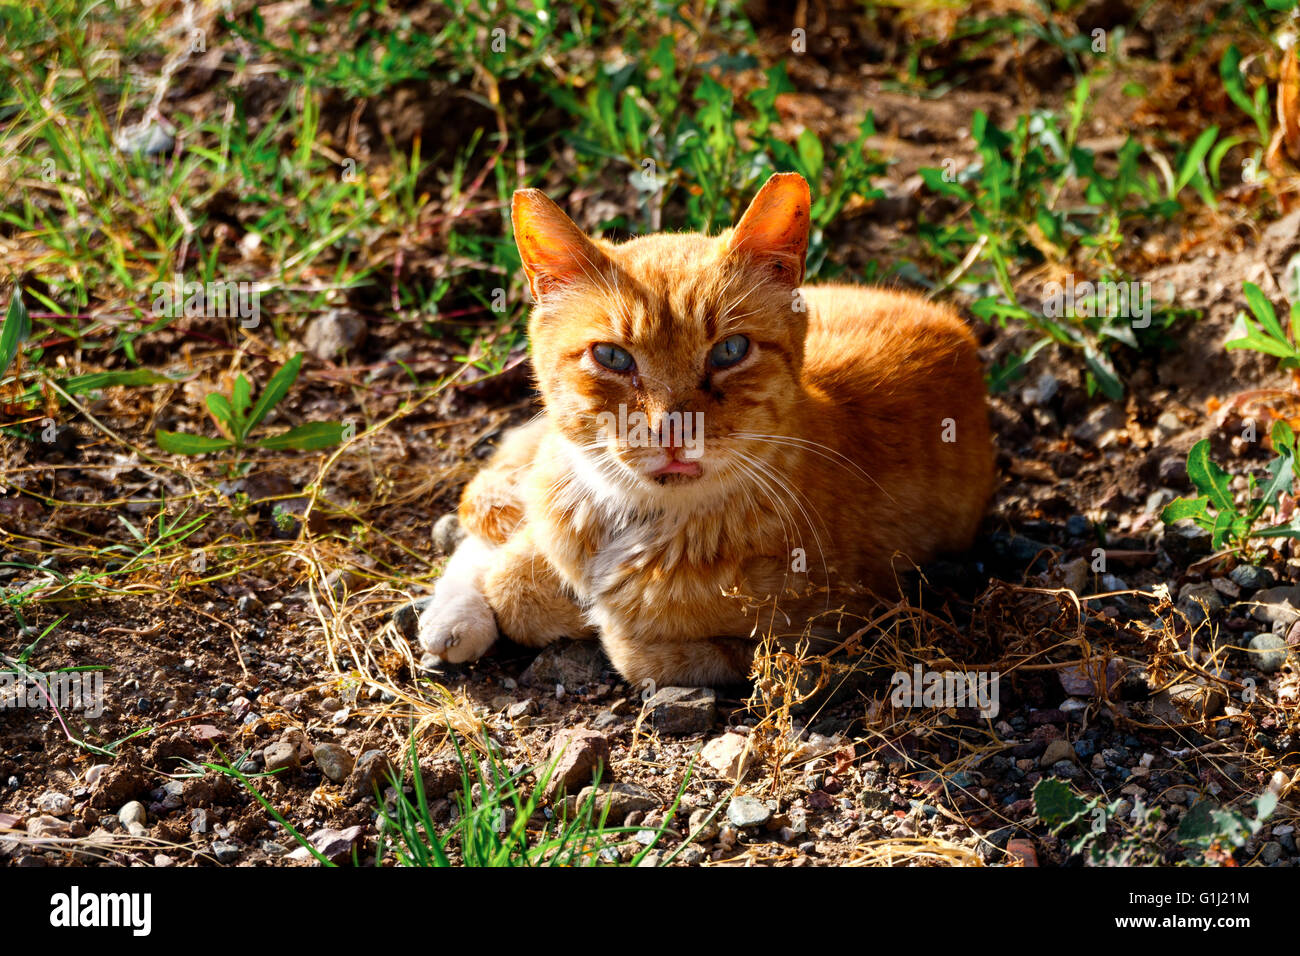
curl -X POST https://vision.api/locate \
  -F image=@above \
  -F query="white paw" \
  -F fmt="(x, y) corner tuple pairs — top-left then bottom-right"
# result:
(416, 582), (499, 664)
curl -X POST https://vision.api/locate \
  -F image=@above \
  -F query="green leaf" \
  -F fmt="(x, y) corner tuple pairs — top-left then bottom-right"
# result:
(205, 393), (237, 440)
(0, 287), (31, 379)
(1081, 342), (1123, 400)
(232, 374), (252, 428)
(246, 353), (303, 431)
(1220, 46), (1255, 120)
(1175, 126), (1219, 195)
(1161, 496), (1212, 526)
(796, 129), (824, 181)
(155, 430), (235, 455)
(1033, 778), (1092, 830)
(254, 421), (345, 451)
(1243, 282), (1287, 342)
(1185, 439), (1235, 512)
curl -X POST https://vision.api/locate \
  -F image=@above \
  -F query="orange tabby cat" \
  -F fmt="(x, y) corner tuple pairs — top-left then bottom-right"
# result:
(417, 173), (995, 686)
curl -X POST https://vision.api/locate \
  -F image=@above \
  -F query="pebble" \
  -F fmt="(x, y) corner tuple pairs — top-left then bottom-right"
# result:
(211, 840), (241, 864)
(1230, 564), (1273, 591)
(1040, 739), (1076, 768)
(118, 801), (146, 828)
(36, 792), (72, 815)
(263, 741), (299, 774)
(313, 743), (355, 783)
(688, 808), (720, 842)
(699, 732), (752, 781)
(520, 641), (609, 689)
(303, 309), (367, 361)
(727, 795), (772, 829)
(1261, 841), (1283, 864)
(1248, 633), (1289, 673)
(342, 750), (395, 803)
(546, 729), (610, 795)
(576, 782), (658, 823)
(1250, 586), (1300, 627)
(645, 686), (717, 735)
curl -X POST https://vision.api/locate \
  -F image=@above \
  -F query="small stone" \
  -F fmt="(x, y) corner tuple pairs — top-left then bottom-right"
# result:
(1151, 682), (1227, 724)
(1176, 582), (1223, 628)
(1005, 838), (1038, 866)
(1074, 404), (1126, 448)
(1040, 739), (1077, 768)
(263, 741), (300, 774)
(1066, 515), (1091, 538)
(25, 815), (71, 839)
(303, 309), (367, 361)
(1155, 411), (1182, 440)
(83, 764), (110, 785)
(506, 699), (538, 720)
(118, 801), (146, 828)
(646, 686), (717, 735)
(1230, 564), (1274, 592)
(36, 792), (72, 815)
(577, 782), (658, 823)
(211, 840), (241, 863)
(190, 809), (209, 834)
(288, 825), (364, 864)
(114, 118), (174, 156)
(342, 750), (395, 803)
(699, 732), (752, 781)
(1250, 586), (1300, 627)
(521, 641), (609, 689)
(1248, 633), (1289, 673)
(237, 594), (263, 615)
(726, 795), (772, 829)
(688, 808), (721, 842)
(1059, 557), (1089, 595)
(312, 743), (355, 783)
(1164, 523), (1211, 561)
(547, 729), (611, 795)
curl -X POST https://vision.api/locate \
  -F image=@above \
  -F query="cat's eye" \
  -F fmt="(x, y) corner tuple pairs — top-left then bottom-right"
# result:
(709, 334), (750, 368)
(591, 342), (635, 372)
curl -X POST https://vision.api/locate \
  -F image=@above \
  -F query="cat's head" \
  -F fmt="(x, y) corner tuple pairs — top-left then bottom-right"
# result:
(513, 173), (811, 502)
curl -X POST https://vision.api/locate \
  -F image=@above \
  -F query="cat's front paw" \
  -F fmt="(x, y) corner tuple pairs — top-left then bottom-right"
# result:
(416, 584), (499, 664)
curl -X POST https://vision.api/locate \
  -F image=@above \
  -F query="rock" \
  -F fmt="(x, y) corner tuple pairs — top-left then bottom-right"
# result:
(1176, 582), (1223, 628)
(1164, 523), (1211, 561)
(1158, 454), (1188, 486)
(36, 792), (72, 815)
(1155, 411), (1182, 440)
(521, 641), (609, 689)
(1230, 564), (1274, 591)
(263, 741), (300, 774)
(1005, 838), (1039, 866)
(342, 749), (395, 803)
(1065, 515), (1091, 538)
(418, 757), (462, 798)
(506, 699), (537, 720)
(1248, 633), (1289, 673)
(236, 593), (263, 615)
(83, 764), (110, 785)
(1058, 658), (1125, 697)
(1059, 557), (1090, 595)
(211, 840), (241, 864)
(699, 732), (753, 781)
(726, 795), (772, 829)
(1151, 682), (1227, 725)
(688, 808), (720, 842)
(433, 513), (465, 555)
(1144, 488), (1177, 514)
(547, 729), (611, 795)
(1250, 586), (1300, 627)
(577, 782), (658, 823)
(645, 686), (717, 735)
(1262, 841), (1283, 864)
(118, 801), (146, 829)
(1210, 576), (1241, 600)
(303, 309), (366, 361)
(1074, 404), (1126, 448)
(1040, 739), (1077, 768)
(392, 598), (433, 642)
(312, 743), (355, 783)
(114, 118), (174, 156)
(288, 825), (364, 864)
(25, 815), (71, 839)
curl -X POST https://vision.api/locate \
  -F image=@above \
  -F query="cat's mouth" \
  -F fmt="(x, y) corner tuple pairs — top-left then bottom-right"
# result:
(648, 458), (703, 480)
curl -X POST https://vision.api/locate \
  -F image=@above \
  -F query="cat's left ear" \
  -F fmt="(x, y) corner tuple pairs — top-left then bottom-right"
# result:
(726, 172), (811, 287)
(512, 189), (610, 301)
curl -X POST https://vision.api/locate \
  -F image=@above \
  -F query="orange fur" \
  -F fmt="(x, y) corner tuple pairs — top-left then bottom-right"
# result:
(419, 173), (996, 686)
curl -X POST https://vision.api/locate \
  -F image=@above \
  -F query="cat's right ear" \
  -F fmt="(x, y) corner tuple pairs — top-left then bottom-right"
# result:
(512, 189), (608, 301)
(726, 172), (811, 287)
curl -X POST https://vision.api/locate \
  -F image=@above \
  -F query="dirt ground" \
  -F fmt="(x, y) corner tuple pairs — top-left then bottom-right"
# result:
(4, 0), (1300, 867)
